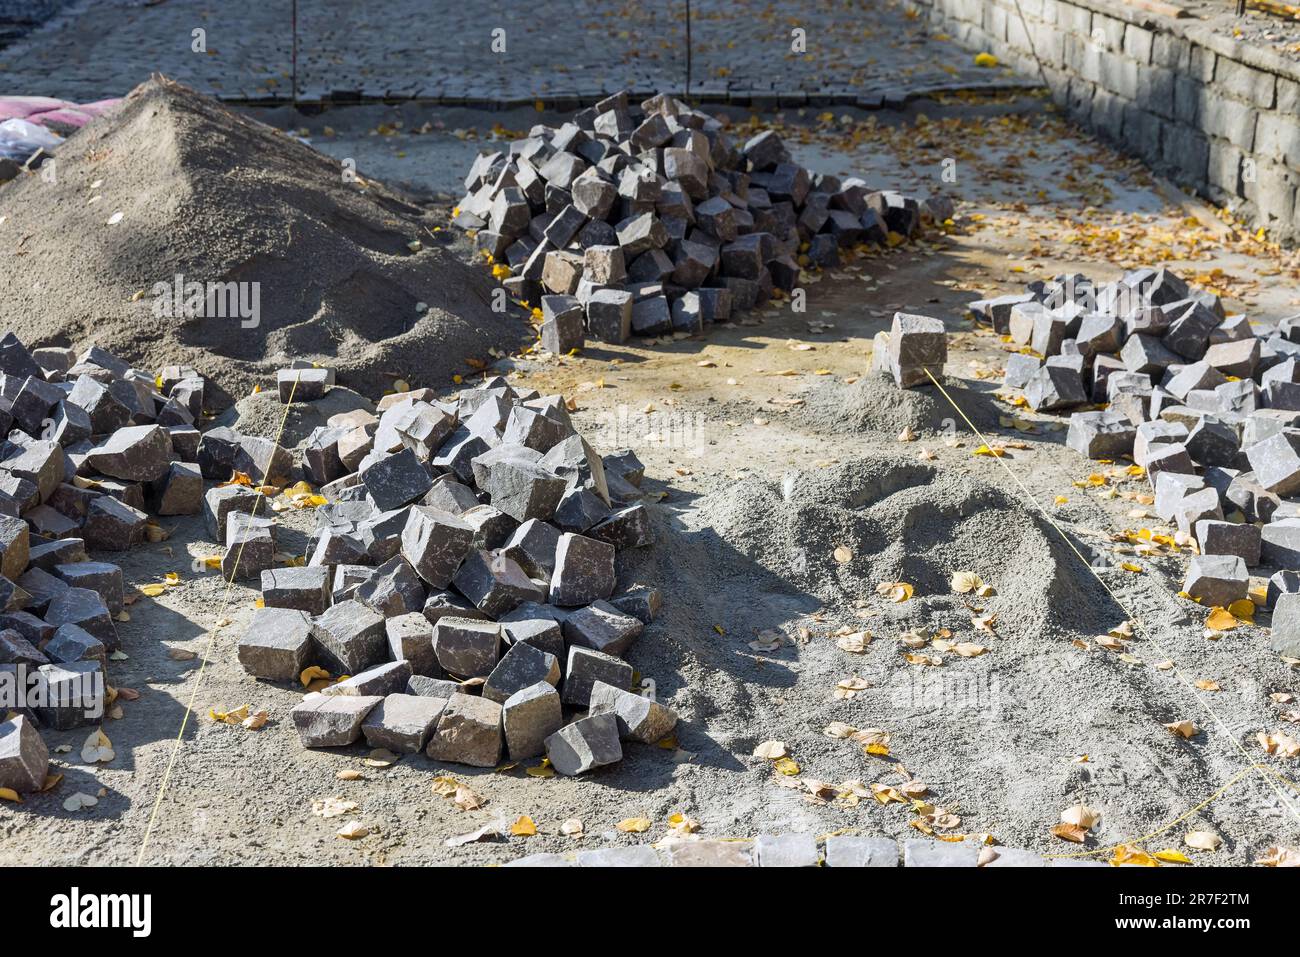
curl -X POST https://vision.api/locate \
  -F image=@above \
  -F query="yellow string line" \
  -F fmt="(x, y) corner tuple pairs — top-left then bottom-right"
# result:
(1045, 765), (1300, 859)
(135, 372), (300, 866)
(923, 367), (1300, 835)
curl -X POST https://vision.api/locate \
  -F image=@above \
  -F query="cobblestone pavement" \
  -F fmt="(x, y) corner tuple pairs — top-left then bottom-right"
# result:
(0, 0), (1034, 104)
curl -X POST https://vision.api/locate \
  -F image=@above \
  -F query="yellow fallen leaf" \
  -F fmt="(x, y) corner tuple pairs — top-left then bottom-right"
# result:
(138, 583), (167, 598)
(1227, 598), (1255, 622)
(210, 704), (250, 725)
(0, 787), (22, 803)
(1154, 849), (1192, 864)
(510, 815), (537, 837)
(1205, 607), (1238, 631)
(1164, 719), (1197, 739)
(974, 52), (999, 67)
(300, 665), (331, 688)
(1111, 844), (1159, 867)
(773, 757), (801, 776)
(877, 581), (914, 602)
(616, 817), (652, 833)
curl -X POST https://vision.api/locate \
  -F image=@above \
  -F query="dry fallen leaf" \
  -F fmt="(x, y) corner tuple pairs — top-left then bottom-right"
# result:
(1184, 830), (1222, 851)
(336, 820), (370, 840)
(876, 581), (914, 603)
(1110, 844), (1159, 867)
(1256, 845), (1300, 866)
(1061, 804), (1100, 829)
(950, 571), (984, 594)
(312, 796), (358, 819)
(80, 728), (114, 764)
(1050, 822), (1089, 844)
(616, 817), (652, 833)
(1164, 719), (1197, 740)
(752, 740), (788, 760)
(833, 545), (853, 564)
(63, 792), (99, 812)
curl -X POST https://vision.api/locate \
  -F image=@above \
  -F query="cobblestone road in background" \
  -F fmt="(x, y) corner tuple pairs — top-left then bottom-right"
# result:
(0, 0), (1033, 104)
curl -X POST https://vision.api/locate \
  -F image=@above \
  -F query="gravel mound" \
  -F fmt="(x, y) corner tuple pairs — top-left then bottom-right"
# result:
(794, 373), (1000, 437)
(0, 77), (527, 404)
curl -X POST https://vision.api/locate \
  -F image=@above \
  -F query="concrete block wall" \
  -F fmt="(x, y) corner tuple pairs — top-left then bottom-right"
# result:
(910, 0), (1300, 243)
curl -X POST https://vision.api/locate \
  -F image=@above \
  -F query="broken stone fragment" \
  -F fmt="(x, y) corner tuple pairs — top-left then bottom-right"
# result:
(150, 461), (203, 515)
(424, 692), (502, 767)
(222, 513), (275, 580)
(261, 565), (332, 616)
(278, 367), (332, 403)
(545, 711), (623, 776)
(309, 599), (387, 675)
(0, 715), (48, 793)
(33, 661), (104, 730)
(400, 506), (475, 588)
(203, 484), (263, 542)
(361, 447), (433, 512)
(502, 681), (564, 761)
(549, 532), (616, 606)
(562, 645), (634, 707)
(1065, 411), (1135, 459)
(562, 599), (643, 657)
(354, 555), (427, 618)
(291, 693), (383, 748)
(237, 607), (314, 681)
(0, 515), (29, 581)
(501, 518), (561, 578)
(1182, 554), (1248, 607)
(362, 693), (446, 753)
(385, 611), (437, 676)
(84, 424), (172, 482)
(46, 586), (117, 650)
(452, 548), (539, 618)
(320, 660), (412, 697)
(483, 641), (560, 704)
(432, 614), (503, 679)
(1194, 519), (1261, 566)
(52, 561), (124, 616)
(1245, 432), (1300, 496)
(588, 679), (678, 744)
(587, 504), (653, 550)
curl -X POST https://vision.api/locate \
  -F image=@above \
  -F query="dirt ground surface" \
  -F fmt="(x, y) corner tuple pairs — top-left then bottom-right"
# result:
(5, 91), (1300, 867)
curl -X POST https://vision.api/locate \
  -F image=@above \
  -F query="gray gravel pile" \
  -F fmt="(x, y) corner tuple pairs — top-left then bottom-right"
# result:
(454, 90), (945, 352)
(222, 373), (676, 776)
(0, 335), (211, 795)
(973, 267), (1300, 652)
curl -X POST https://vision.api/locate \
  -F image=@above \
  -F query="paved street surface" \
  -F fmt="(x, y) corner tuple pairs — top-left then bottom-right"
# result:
(0, 0), (1028, 103)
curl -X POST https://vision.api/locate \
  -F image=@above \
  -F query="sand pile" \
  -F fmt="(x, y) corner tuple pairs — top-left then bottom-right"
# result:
(613, 452), (1119, 729)
(0, 77), (527, 404)
(627, 456), (1113, 651)
(794, 373), (1000, 437)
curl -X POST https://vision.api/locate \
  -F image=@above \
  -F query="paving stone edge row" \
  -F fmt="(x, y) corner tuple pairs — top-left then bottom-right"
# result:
(504, 835), (1111, 867)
